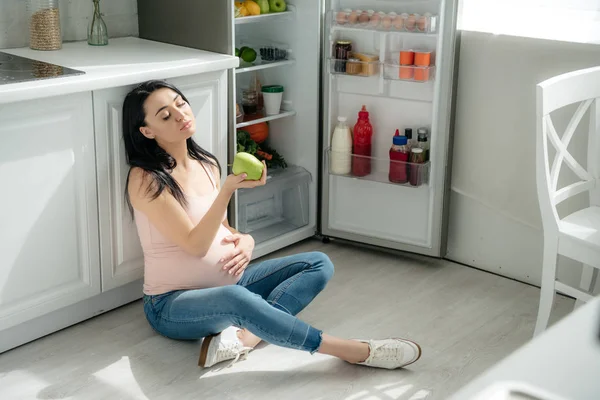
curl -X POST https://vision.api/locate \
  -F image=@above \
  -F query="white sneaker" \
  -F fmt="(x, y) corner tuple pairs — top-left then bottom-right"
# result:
(198, 333), (252, 368)
(355, 338), (422, 369)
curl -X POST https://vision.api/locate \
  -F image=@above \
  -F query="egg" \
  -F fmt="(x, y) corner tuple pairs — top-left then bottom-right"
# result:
(336, 11), (347, 25)
(382, 15), (392, 30)
(359, 11), (370, 24)
(417, 15), (428, 32)
(348, 10), (359, 24)
(393, 14), (404, 30)
(406, 14), (417, 31)
(369, 12), (381, 27)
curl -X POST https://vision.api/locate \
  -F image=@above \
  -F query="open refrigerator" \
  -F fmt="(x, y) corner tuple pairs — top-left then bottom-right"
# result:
(137, 0), (460, 259)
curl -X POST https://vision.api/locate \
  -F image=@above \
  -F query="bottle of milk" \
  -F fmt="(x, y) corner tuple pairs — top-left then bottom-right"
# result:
(330, 116), (353, 175)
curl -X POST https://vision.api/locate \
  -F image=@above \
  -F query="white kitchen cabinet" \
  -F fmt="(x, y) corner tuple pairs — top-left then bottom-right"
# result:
(94, 71), (229, 291)
(0, 92), (101, 331)
(168, 72), (229, 175)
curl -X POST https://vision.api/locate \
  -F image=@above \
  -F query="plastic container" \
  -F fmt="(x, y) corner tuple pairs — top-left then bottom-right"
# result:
(399, 50), (415, 65)
(352, 105), (373, 177)
(389, 130), (410, 184)
(414, 51), (432, 66)
(261, 85), (284, 115)
(237, 166), (311, 244)
(27, 0), (62, 50)
(330, 117), (353, 175)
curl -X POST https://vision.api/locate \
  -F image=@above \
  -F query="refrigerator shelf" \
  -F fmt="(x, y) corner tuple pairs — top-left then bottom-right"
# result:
(326, 148), (430, 188)
(237, 165), (311, 245)
(235, 8), (294, 25)
(236, 59), (295, 74)
(236, 110), (296, 128)
(383, 64), (435, 83)
(329, 58), (381, 77)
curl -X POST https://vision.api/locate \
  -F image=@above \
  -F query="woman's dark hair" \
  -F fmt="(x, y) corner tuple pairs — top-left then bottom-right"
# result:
(122, 80), (221, 216)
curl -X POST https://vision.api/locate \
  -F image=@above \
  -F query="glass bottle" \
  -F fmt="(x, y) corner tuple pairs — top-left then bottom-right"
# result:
(88, 0), (108, 46)
(27, 0), (62, 50)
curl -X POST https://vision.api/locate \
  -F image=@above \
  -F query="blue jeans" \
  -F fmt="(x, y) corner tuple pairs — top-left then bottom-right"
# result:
(143, 251), (334, 353)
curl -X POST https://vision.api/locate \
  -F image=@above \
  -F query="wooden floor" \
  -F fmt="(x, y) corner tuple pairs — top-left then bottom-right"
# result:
(0, 239), (574, 400)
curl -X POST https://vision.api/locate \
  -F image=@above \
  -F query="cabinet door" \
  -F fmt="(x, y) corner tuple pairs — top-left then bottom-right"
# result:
(94, 86), (145, 292)
(94, 71), (228, 291)
(168, 71), (229, 178)
(0, 93), (101, 330)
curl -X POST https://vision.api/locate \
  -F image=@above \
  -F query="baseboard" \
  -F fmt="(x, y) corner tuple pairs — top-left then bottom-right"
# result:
(0, 280), (143, 354)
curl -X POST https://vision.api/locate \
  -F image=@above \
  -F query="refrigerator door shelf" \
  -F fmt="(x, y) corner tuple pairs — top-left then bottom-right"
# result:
(326, 148), (430, 188)
(383, 64), (436, 83)
(237, 165), (311, 245)
(330, 11), (438, 35)
(329, 58), (381, 78)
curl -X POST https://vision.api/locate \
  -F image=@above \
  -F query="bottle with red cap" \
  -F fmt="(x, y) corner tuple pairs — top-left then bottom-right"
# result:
(351, 105), (373, 177)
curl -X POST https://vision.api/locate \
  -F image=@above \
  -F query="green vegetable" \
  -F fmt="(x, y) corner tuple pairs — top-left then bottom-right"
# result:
(237, 130), (258, 154)
(236, 129), (287, 169)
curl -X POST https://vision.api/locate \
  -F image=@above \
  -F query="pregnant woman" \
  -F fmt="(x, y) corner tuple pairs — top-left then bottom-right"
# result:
(123, 80), (422, 369)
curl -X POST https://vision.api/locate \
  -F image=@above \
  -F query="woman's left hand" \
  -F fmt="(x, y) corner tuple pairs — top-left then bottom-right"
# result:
(220, 233), (255, 276)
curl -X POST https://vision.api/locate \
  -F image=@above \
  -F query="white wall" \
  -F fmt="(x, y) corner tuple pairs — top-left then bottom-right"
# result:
(447, 31), (600, 291)
(0, 0), (138, 49)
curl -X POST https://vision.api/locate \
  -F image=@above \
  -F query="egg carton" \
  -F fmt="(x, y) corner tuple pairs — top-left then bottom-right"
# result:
(331, 9), (438, 34)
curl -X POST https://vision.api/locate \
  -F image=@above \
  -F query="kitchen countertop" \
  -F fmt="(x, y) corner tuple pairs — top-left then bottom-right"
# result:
(0, 36), (238, 105)
(449, 297), (600, 400)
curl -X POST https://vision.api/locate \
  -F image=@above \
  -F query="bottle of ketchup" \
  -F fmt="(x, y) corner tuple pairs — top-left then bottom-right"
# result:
(352, 105), (373, 177)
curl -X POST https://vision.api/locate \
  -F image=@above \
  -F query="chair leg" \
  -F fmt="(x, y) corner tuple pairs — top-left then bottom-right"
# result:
(575, 264), (599, 308)
(534, 240), (559, 337)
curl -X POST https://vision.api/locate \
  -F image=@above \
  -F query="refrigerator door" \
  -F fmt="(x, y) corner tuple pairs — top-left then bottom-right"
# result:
(320, 0), (460, 257)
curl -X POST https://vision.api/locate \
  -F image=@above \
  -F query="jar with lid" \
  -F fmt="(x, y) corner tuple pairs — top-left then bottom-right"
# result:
(333, 40), (352, 73)
(27, 0), (62, 50)
(241, 89), (259, 115)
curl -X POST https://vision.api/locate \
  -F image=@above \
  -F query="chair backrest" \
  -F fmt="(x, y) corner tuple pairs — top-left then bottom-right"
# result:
(536, 66), (600, 233)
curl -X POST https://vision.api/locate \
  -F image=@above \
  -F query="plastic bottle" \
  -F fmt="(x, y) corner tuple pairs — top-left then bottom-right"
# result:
(330, 116), (353, 175)
(389, 130), (410, 184)
(352, 105), (373, 177)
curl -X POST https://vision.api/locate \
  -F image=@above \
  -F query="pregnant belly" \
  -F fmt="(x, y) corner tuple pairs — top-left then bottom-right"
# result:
(201, 225), (238, 268)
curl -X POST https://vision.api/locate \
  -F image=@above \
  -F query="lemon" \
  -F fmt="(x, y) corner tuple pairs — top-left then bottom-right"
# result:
(244, 0), (261, 16)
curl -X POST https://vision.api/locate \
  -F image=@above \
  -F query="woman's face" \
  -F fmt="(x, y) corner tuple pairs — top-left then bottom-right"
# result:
(139, 88), (195, 144)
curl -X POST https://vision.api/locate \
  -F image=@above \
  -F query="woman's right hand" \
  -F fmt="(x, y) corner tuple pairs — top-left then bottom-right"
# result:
(222, 161), (268, 194)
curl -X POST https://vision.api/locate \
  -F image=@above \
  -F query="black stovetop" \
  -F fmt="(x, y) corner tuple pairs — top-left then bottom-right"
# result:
(0, 52), (85, 85)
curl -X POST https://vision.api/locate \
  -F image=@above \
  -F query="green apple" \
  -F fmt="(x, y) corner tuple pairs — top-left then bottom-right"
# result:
(269, 0), (286, 12)
(256, 0), (269, 13)
(232, 152), (264, 180)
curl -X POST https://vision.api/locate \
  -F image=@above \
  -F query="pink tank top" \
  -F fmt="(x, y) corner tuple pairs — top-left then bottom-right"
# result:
(134, 163), (242, 295)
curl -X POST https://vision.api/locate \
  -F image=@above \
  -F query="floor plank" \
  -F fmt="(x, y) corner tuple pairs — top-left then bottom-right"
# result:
(0, 239), (574, 400)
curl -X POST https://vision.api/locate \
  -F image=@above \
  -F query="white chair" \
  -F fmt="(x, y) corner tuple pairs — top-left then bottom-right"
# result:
(535, 66), (600, 336)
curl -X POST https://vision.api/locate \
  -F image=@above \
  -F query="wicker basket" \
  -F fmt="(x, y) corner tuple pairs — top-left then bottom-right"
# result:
(28, 0), (62, 50)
